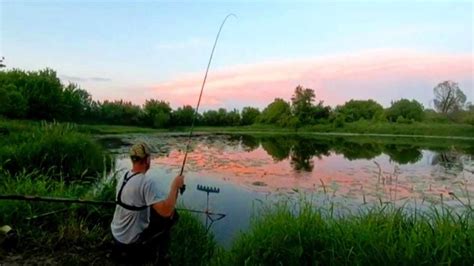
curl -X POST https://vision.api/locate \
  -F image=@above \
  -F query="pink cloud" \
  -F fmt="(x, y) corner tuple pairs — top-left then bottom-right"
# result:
(152, 49), (473, 110)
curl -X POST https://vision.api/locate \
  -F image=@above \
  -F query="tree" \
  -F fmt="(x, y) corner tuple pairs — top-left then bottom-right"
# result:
(241, 107), (260, 125)
(290, 85), (330, 124)
(386, 99), (424, 122)
(100, 100), (142, 126)
(202, 110), (219, 126)
(61, 83), (93, 122)
(0, 84), (27, 118)
(259, 98), (291, 124)
(216, 108), (228, 126)
(335, 100), (384, 122)
(143, 100), (172, 128)
(291, 85), (315, 123)
(172, 105), (195, 126)
(433, 80), (466, 114)
(227, 109), (241, 126)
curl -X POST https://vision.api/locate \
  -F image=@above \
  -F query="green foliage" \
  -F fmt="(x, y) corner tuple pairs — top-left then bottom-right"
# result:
(169, 210), (217, 265)
(290, 85), (330, 124)
(424, 109), (450, 123)
(291, 85), (315, 124)
(386, 99), (424, 122)
(259, 98), (292, 124)
(0, 69), (64, 120)
(143, 99), (172, 128)
(333, 113), (345, 128)
(24, 69), (63, 120)
(0, 172), (217, 264)
(240, 107), (260, 125)
(462, 112), (474, 125)
(61, 83), (92, 122)
(1, 68), (472, 131)
(0, 171), (116, 263)
(100, 100), (142, 126)
(171, 105), (195, 126)
(0, 122), (112, 180)
(336, 99), (385, 122)
(396, 116), (414, 124)
(229, 202), (474, 265)
(0, 84), (27, 118)
(227, 109), (241, 126)
(201, 108), (241, 126)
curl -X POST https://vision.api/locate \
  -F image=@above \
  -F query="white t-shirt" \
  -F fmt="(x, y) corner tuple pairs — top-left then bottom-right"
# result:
(110, 171), (164, 244)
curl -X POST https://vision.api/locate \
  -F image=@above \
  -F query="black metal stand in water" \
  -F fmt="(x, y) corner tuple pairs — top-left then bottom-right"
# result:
(197, 184), (222, 232)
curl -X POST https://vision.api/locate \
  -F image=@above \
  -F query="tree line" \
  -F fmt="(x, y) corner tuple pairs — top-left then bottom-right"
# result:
(0, 68), (472, 128)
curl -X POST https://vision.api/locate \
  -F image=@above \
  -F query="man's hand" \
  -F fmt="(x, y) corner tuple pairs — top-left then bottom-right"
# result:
(153, 175), (185, 217)
(172, 175), (185, 190)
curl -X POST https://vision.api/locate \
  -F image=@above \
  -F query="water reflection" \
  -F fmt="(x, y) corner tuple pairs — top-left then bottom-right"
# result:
(107, 133), (474, 246)
(384, 144), (423, 164)
(239, 135), (427, 168)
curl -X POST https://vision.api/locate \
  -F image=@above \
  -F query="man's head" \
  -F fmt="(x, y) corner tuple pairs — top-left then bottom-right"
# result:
(129, 142), (152, 172)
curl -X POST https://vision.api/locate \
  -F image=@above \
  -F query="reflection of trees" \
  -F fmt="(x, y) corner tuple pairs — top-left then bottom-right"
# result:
(240, 135), (260, 152)
(431, 151), (464, 174)
(332, 139), (383, 160)
(260, 137), (292, 161)
(383, 144), (422, 164)
(290, 138), (330, 172)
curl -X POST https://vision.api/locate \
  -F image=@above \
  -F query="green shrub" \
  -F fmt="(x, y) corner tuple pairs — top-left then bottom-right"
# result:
(0, 122), (112, 180)
(396, 116), (414, 124)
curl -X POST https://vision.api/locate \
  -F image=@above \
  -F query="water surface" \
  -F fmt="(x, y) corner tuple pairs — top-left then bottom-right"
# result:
(105, 134), (474, 247)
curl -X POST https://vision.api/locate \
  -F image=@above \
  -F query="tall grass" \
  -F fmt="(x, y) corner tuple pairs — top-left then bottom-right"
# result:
(228, 201), (474, 265)
(0, 171), (217, 264)
(0, 121), (112, 180)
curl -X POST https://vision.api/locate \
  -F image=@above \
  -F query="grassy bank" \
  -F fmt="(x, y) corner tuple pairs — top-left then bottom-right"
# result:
(0, 120), (217, 264)
(227, 201), (474, 265)
(2, 173), (473, 265)
(84, 122), (474, 139)
(1, 119), (473, 138)
(0, 172), (217, 265)
(0, 121), (113, 181)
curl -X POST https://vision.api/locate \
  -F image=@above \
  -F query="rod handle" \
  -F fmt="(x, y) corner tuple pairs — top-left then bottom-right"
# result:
(179, 184), (186, 195)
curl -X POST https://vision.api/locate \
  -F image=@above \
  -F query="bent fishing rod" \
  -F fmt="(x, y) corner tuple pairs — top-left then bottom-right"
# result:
(178, 13), (236, 195)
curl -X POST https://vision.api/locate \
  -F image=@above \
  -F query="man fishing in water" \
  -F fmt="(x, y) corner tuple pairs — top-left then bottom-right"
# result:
(111, 142), (184, 263)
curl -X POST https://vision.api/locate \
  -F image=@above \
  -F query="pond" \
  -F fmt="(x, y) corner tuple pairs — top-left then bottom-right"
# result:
(102, 133), (474, 247)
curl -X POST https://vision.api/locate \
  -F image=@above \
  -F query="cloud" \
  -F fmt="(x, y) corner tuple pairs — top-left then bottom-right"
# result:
(89, 77), (112, 82)
(151, 49), (473, 109)
(60, 75), (111, 83)
(60, 75), (86, 82)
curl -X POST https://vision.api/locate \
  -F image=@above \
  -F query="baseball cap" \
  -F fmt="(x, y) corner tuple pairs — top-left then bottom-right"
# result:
(129, 142), (151, 159)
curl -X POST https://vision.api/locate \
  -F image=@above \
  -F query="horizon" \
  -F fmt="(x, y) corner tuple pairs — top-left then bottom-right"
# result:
(1, 0), (473, 110)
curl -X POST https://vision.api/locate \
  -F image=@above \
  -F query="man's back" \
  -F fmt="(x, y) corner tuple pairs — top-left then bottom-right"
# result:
(111, 171), (163, 244)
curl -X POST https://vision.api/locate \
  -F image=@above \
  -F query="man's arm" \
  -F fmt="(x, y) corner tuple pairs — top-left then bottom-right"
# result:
(152, 175), (184, 217)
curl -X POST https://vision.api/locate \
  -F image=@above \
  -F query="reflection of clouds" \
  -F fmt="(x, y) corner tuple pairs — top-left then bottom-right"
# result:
(110, 134), (474, 206)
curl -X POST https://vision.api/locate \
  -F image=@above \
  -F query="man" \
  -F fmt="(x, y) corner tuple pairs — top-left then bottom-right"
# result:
(111, 142), (184, 263)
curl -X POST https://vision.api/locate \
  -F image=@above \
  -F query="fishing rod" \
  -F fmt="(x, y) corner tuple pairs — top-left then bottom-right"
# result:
(178, 13), (236, 195)
(0, 194), (226, 219)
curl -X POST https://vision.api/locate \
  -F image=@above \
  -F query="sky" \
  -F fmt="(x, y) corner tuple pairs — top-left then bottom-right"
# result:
(1, 0), (473, 110)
